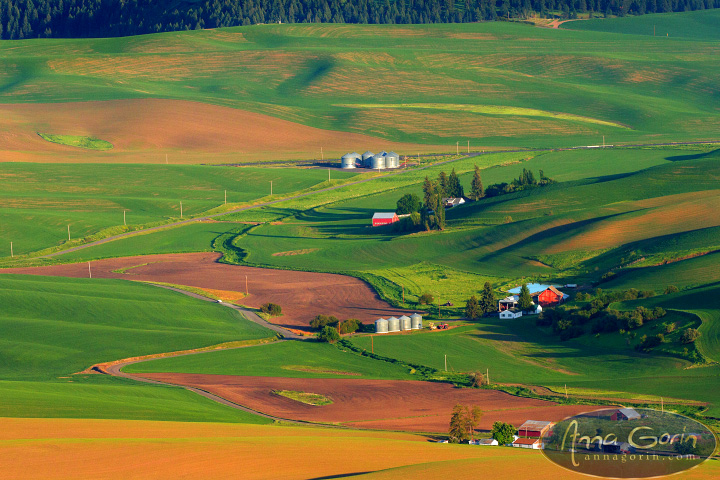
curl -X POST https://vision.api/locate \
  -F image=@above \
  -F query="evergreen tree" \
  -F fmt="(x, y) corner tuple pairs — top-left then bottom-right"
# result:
(465, 295), (481, 320)
(438, 171), (448, 197)
(518, 284), (534, 311)
(447, 168), (463, 198)
(470, 165), (484, 201)
(479, 282), (496, 314)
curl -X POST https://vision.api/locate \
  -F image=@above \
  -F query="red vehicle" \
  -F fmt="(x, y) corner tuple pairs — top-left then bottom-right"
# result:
(437, 323), (449, 330)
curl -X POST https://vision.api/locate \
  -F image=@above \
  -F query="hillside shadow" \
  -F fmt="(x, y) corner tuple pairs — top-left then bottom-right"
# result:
(665, 148), (720, 162)
(277, 57), (335, 97)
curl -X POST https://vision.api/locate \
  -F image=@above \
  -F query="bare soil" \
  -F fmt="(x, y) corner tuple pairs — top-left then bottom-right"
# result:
(0, 99), (446, 164)
(1, 252), (413, 330)
(135, 373), (598, 433)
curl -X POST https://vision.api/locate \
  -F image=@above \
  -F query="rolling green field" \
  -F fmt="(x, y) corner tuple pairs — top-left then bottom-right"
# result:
(563, 9), (720, 41)
(0, 274), (275, 421)
(0, 163), (357, 256)
(126, 340), (415, 380)
(0, 20), (718, 148)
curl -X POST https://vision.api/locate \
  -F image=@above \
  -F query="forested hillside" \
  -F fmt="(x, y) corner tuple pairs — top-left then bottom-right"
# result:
(0, 0), (717, 39)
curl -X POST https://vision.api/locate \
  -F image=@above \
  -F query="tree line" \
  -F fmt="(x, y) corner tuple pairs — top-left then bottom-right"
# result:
(0, 0), (717, 40)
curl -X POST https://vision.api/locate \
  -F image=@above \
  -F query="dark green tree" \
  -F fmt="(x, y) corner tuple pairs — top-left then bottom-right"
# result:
(396, 193), (421, 215)
(447, 168), (464, 198)
(465, 295), (481, 320)
(317, 325), (340, 343)
(470, 165), (484, 201)
(491, 421), (516, 445)
(438, 171), (448, 197)
(518, 284), (534, 311)
(479, 282), (496, 314)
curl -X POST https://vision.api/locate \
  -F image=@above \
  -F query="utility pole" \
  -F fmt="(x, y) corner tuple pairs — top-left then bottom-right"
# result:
(602, 135), (605, 147)
(67, 225), (71, 241)
(180, 201), (183, 218)
(661, 397), (664, 413)
(245, 275), (248, 295)
(88, 262), (92, 279)
(371, 335), (374, 354)
(321, 147), (324, 162)
(456, 141), (459, 155)
(445, 354), (447, 372)
(224, 190), (227, 205)
(165, 154), (168, 165)
(486, 368), (490, 385)
(123, 210), (126, 226)
(328, 169), (331, 182)
(270, 181), (273, 196)
(467, 140), (470, 153)
(10, 242), (13, 258)
(565, 384), (568, 400)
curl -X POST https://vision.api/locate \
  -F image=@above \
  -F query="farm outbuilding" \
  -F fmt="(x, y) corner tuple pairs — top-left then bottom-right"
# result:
(375, 318), (389, 334)
(506, 284), (569, 308)
(387, 316), (401, 332)
(372, 212), (399, 227)
(518, 420), (553, 438)
(471, 438), (499, 446)
(410, 313), (422, 329)
(500, 309), (522, 319)
(512, 438), (544, 449)
(611, 408), (641, 421)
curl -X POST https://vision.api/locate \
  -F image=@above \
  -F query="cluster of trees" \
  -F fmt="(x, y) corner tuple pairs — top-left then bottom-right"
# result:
(484, 168), (555, 197)
(260, 302), (282, 316)
(310, 314), (364, 342)
(536, 288), (667, 341)
(395, 168), (469, 232)
(464, 282), (498, 319)
(1, 0), (716, 39)
(448, 404), (483, 443)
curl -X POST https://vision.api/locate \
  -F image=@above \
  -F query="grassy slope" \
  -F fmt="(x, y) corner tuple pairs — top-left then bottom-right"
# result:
(232, 148), (720, 285)
(562, 10), (720, 41)
(0, 22), (718, 147)
(0, 274), (274, 422)
(0, 163), (357, 256)
(126, 340), (415, 380)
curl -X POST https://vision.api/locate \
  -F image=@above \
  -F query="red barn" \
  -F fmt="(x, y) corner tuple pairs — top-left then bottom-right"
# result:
(372, 212), (399, 227)
(534, 286), (566, 308)
(517, 420), (553, 438)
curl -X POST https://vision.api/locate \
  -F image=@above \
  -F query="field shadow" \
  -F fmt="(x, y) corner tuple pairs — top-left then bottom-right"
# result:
(665, 148), (720, 162)
(277, 57), (336, 97)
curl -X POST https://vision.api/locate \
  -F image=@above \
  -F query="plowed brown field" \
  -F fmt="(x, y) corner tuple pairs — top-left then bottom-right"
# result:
(135, 373), (597, 433)
(1, 252), (412, 330)
(0, 99), (446, 164)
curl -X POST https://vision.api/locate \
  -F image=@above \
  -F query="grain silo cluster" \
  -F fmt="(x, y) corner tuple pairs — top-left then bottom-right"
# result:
(340, 151), (401, 170)
(375, 313), (422, 333)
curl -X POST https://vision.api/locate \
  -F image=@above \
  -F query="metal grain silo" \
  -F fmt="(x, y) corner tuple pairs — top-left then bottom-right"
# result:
(375, 318), (389, 334)
(399, 315), (411, 331)
(341, 153), (357, 169)
(370, 153), (386, 170)
(386, 152), (400, 168)
(410, 313), (422, 329)
(387, 316), (400, 332)
(362, 151), (374, 165)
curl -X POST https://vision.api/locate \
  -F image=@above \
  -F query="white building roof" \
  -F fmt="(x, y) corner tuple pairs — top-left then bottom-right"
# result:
(617, 408), (641, 419)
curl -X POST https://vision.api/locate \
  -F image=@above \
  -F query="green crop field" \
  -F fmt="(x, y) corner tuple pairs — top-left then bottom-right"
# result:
(38, 134), (113, 150)
(0, 163), (357, 256)
(0, 273), (275, 421)
(563, 10), (720, 41)
(0, 20), (718, 149)
(126, 339), (415, 380)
